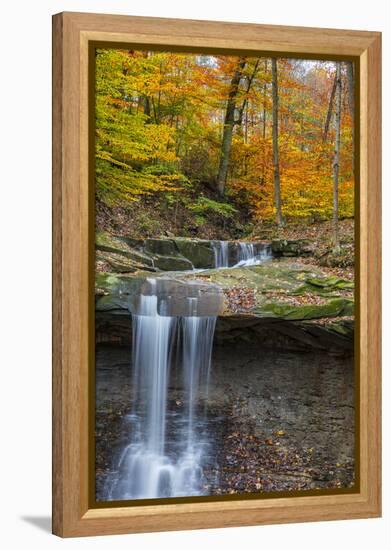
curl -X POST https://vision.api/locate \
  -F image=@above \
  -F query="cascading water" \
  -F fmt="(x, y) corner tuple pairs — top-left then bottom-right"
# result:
(213, 241), (229, 268)
(237, 242), (255, 265)
(106, 279), (218, 501)
(234, 242), (272, 267)
(212, 240), (272, 268)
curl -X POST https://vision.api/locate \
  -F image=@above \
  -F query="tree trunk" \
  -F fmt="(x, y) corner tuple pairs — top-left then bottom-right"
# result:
(333, 62), (342, 251)
(345, 61), (355, 173)
(323, 74), (337, 142)
(271, 57), (283, 226)
(345, 61), (354, 119)
(216, 57), (246, 196)
(262, 60), (268, 139)
(143, 96), (151, 118)
(236, 58), (260, 127)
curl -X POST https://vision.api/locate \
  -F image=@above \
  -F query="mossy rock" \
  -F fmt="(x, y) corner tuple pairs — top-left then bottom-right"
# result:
(145, 238), (179, 256)
(96, 232), (158, 272)
(95, 260), (354, 333)
(117, 236), (144, 250)
(96, 249), (156, 273)
(325, 319), (354, 337)
(180, 261), (353, 322)
(186, 262), (322, 292)
(291, 275), (354, 296)
(305, 275), (354, 290)
(173, 238), (215, 268)
(272, 239), (313, 257)
(96, 251), (137, 273)
(254, 298), (354, 321)
(153, 254), (193, 271)
(96, 231), (131, 257)
(95, 273), (146, 311)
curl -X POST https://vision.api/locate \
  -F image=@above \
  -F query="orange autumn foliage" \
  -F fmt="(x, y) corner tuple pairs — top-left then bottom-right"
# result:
(96, 50), (354, 223)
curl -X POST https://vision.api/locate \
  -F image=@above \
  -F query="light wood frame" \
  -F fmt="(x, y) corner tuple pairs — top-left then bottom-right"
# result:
(52, 11), (381, 537)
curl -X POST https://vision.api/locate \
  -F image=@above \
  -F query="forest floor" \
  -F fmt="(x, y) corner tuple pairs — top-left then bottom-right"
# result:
(95, 185), (252, 241)
(257, 218), (355, 281)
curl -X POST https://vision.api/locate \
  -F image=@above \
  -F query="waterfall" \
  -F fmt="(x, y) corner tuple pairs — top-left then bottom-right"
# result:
(234, 242), (272, 267)
(237, 242), (255, 264)
(103, 239), (272, 500)
(213, 241), (229, 268)
(107, 279), (217, 501)
(213, 240), (272, 269)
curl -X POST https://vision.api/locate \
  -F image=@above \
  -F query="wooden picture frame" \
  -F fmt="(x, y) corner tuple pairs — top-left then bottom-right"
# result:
(52, 11), (381, 537)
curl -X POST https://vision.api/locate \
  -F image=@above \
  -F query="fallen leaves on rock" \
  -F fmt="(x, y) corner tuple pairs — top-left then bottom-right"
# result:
(223, 287), (256, 313)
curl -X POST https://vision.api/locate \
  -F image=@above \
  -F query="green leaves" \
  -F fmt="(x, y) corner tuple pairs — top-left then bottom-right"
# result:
(95, 50), (187, 205)
(188, 197), (238, 219)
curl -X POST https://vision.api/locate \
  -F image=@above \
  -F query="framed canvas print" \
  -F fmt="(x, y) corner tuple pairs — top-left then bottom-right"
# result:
(52, 12), (381, 537)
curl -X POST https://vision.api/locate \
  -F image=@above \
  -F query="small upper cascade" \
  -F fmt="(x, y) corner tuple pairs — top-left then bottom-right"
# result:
(212, 240), (272, 269)
(212, 241), (229, 268)
(233, 242), (272, 267)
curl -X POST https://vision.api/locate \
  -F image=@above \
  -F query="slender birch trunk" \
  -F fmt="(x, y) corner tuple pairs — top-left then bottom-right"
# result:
(323, 74), (337, 142)
(333, 62), (342, 250)
(345, 61), (355, 173)
(271, 57), (283, 226)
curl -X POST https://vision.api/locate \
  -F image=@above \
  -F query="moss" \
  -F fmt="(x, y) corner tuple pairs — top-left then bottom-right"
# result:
(255, 298), (354, 321)
(326, 320), (354, 337)
(95, 260), (354, 328)
(305, 275), (354, 290)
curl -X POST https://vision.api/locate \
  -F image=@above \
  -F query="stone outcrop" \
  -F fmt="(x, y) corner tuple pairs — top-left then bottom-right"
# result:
(96, 231), (272, 273)
(95, 260), (354, 353)
(96, 232), (216, 272)
(271, 238), (314, 257)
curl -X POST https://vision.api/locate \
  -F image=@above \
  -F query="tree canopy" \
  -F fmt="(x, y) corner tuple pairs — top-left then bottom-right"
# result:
(95, 49), (354, 224)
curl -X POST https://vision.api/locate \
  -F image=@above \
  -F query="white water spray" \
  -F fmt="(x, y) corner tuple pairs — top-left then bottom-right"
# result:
(212, 240), (272, 268)
(234, 242), (272, 267)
